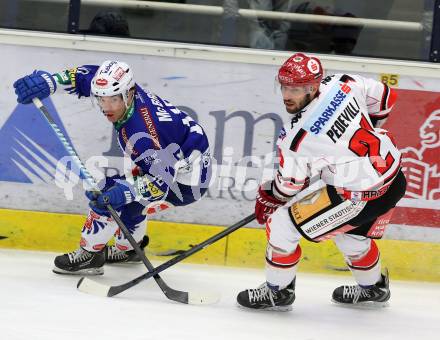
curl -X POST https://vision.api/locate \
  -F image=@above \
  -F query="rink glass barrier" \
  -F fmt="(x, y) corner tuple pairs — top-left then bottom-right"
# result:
(0, 0), (438, 62)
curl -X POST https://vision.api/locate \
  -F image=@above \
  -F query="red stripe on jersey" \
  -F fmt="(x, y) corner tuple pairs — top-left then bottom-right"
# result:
(348, 240), (380, 270)
(382, 159), (401, 185)
(265, 219), (272, 241)
(380, 84), (397, 112)
(387, 87), (397, 108)
(273, 179), (293, 198)
(278, 147), (284, 168)
(369, 111), (389, 119)
(359, 114), (373, 130)
(273, 174), (307, 199)
(275, 170), (306, 186)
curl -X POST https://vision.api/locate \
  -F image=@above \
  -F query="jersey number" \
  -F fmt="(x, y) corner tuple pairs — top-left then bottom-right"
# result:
(348, 115), (395, 175)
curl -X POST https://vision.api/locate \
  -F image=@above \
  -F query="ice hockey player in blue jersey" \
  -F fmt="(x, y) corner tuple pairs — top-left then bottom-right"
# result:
(13, 61), (212, 275)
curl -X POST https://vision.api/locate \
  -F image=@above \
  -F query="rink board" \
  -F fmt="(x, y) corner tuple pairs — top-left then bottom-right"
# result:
(0, 208), (438, 282)
(0, 33), (439, 244)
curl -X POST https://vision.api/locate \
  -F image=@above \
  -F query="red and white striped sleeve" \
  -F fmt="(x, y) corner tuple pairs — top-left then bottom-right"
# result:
(360, 76), (398, 120)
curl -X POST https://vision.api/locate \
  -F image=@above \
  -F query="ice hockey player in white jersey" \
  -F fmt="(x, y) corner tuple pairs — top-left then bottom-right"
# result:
(236, 53), (406, 310)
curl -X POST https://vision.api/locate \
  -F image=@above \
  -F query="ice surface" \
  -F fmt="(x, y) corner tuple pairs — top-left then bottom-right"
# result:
(0, 249), (439, 340)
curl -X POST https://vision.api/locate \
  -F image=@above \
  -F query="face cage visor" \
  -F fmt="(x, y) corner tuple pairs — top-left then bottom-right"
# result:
(90, 90), (131, 115)
(274, 75), (316, 96)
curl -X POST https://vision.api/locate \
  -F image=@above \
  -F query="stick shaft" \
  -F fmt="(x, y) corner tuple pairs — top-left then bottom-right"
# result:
(107, 213), (256, 296)
(104, 179), (326, 296)
(32, 98), (190, 303)
(32, 98), (98, 189)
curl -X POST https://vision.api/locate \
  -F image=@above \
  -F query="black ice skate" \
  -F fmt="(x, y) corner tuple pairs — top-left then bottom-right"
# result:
(237, 279), (296, 311)
(53, 247), (105, 275)
(332, 268), (390, 307)
(105, 235), (149, 264)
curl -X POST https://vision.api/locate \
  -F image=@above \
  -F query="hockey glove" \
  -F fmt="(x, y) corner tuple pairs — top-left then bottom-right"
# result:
(86, 180), (135, 216)
(13, 70), (57, 104)
(255, 182), (285, 224)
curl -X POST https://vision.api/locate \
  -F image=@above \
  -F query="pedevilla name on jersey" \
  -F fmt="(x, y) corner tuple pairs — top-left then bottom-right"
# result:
(326, 97), (361, 143)
(309, 82), (351, 135)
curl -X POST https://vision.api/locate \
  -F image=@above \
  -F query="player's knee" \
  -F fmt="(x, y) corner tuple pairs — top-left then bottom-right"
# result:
(333, 233), (370, 254)
(341, 238), (380, 270)
(266, 243), (302, 269)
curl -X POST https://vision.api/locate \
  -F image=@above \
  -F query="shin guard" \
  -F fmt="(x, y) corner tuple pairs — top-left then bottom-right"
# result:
(80, 210), (118, 251)
(265, 244), (302, 289)
(346, 239), (381, 286)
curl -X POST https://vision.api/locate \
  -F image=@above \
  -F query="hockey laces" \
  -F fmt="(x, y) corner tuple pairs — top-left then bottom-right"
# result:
(343, 285), (372, 304)
(107, 245), (127, 260)
(248, 283), (275, 305)
(68, 248), (92, 263)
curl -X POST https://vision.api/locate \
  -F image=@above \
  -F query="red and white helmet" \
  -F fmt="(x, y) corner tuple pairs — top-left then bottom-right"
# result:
(91, 60), (135, 108)
(277, 53), (323, 87)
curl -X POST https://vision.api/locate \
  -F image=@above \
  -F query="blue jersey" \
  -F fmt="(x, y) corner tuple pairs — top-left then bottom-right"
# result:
(58, 65), (210, 202)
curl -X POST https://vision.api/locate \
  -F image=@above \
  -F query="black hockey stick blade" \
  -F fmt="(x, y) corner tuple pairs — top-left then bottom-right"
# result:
(78, 213), (256, 301)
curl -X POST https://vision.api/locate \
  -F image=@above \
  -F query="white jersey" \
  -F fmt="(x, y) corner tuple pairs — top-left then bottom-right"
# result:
(273, 74), (401, 200)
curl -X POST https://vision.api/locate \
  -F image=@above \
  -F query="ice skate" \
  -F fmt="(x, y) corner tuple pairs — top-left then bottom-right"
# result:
(53, 247), (105, 275)
(237, 279), (295, 311)
(332, 268), (390, 307)
(105, 235), (149, 264)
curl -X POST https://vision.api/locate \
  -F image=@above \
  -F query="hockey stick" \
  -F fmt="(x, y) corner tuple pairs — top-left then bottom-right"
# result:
(32, 97), (217, 305)
(78, 178), (326, 298)
(77, 212), (256, 297)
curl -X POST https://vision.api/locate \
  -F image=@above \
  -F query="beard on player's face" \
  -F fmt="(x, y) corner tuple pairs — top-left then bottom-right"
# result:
(284, 93), (312, 114)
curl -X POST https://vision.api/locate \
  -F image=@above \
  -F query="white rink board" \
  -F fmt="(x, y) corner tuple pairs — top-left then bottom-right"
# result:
(0, 42), (439, 241)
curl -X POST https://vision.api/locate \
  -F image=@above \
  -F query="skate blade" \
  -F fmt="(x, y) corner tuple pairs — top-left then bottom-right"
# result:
(237, 303), (292, 312)
(331, 298), (390, 309)
(105, 261), (142, 266)
(52, 267), (104, 276)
